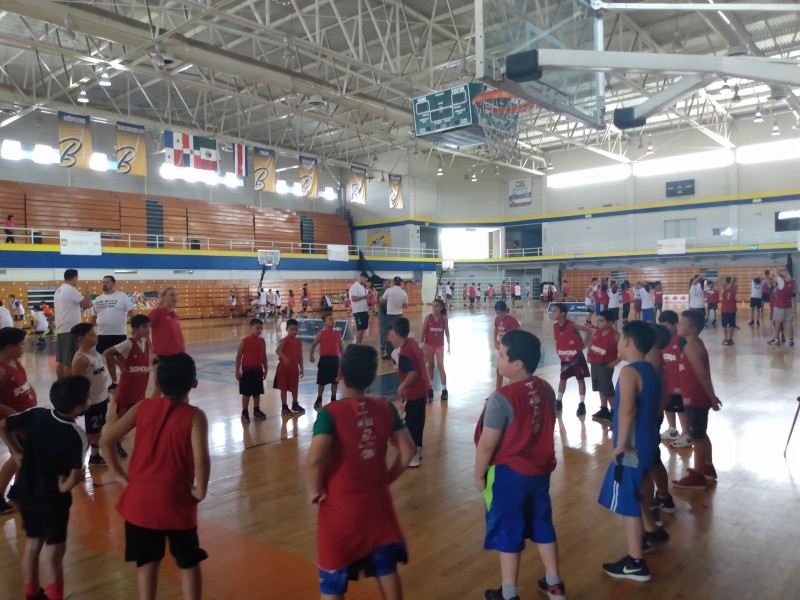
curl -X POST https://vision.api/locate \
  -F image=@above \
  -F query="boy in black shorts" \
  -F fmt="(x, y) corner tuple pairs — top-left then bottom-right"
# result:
(0, 376), (91, 600)
(309, 313), (345, 409)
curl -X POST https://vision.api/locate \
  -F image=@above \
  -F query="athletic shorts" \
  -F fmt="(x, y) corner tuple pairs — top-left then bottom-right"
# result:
(609, 307), (620, 322)
(56, 332), (79, 365)
(84, 399), (109, 435)
(642, 308), (655, 322)
(654, 302), (663, 312)
(590, 362), (615, 396)
(560, 353), (589, 381)
(707, 303), (718, 310)
(239, 368), (265, 397)
(750, 298), (763, 309)
(634, 300), (642, 310)
(686, 407), (709, 440)
(665, 393), (684, 413)
(446, 294), (453, 300)
(595, 303), (602, 315)
(773, 307), (794, 323)
(597, 462), (645, 517)
(316, 355), (340, 386)
(353, 311), (370, 331)
(762, 293), (771, 303)
(19, 503), (70, 544)
(424, 344), (445, 355)
(125, 522), (208, 569)
(96, 334), (127, 354)
(721, 312), (736, 329)
(318, 541), (408, 595)
(482, 465), (556, 552)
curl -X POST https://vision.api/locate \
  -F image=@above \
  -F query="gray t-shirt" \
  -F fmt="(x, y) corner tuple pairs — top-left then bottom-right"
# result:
(483, 382), (558, 431)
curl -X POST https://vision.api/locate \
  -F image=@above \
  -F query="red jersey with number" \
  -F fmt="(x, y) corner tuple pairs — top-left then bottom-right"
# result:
(116, 398), (198, 529)
(654, 290), (664, 303)
(554, 320), (584, 361)
(422, 314), (446, 348)
(397, 338), (430, 399)
(149, 306), (185, 356)
(317, 397), (404, 571)
(706, 288), (719, 303)
(116, 338), (150, 408)
(241, 335), (266, 369)
(319, 329), (342, 357)
(662, 334), (683, 394)
(600, 289), (609, 305)
(762, 281), (770, 294)
(679, 338), (712, 408)
(621, 289), (631, 304)
(721, 286), (737, 313)
(587, 329), (618, 364)
(469, 286), (477, 299)
(0, 360), (36, 415)
(474, 376), (556, 476)
(494, 314), (520, 343)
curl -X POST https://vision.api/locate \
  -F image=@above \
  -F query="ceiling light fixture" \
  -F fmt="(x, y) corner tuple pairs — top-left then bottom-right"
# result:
(380, 173), (385, 183)
(470, 171), (478, 182)
(77, 86), (89, 103)
(436, 166), (443, 176)
(753, 108), (764, 123)
(646, 137), (654, 155)
(413, 36), (425, 61)
(731, 85), (741, 103)
(63, 15), (77, 43)
(672, 29), (683, 53)
(546, 160), (554, 171)
(380, 107), (390, 126)
(98, 71), (111, 87)
(772, 118), (781, 136)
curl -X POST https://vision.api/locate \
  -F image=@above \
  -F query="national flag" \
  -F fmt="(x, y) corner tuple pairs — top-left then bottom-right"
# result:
(192, 136), (219, 172)
(233, 143), (248, 177)
(164, 130), (190, 167)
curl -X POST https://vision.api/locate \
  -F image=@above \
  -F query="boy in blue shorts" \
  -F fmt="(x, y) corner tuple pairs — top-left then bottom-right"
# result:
(475, 329), (566, 600)
(597, 321), (662, 582)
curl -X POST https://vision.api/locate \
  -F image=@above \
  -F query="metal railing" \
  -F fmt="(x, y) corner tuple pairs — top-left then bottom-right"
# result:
(2, 227), (440, 259)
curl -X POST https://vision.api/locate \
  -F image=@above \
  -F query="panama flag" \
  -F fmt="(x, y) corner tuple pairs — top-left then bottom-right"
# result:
(233, 143), (248, 177)
(164, 130), (191, 167)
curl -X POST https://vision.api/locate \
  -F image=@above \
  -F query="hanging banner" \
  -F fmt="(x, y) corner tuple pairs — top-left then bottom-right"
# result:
(367, 227), (392, 248)
(253, 147), (276, 192)
(115, 122), (147, 176)
(233, 143), (248, 178)
(327, 244), (350, 262)
(348, 165), (367, 204)
(163, 131), (219, 171)
(60, 230), (101, 256)
(58, 111), (93, 169)
(389, 173), (403, 210)
(298, 155), (319, 199)
(508, 177), (532, 207)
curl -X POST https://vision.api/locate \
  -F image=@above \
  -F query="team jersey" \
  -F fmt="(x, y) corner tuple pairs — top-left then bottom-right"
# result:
(318, 329), (342, 357)
(114, 337), (150, 408)
(613, 361), (662, 470)
(277, 335), (302, 367)
(621, 289), (631, 304)
(553, 320), (584, 361)
(397, 338), (430, 400)
(494, 314), (520, 343)
(469, 286), (477, 299)
(587, 329), (618, 364)
(679, 338), (712, 409)
(662, 334), (684, 394)
(721, 286), (737, 313)
(0, 359), (36, 414)
(241, 335), (267, 369)
(422, 314), (447, 348)
(773, 278), (796, 309)
(149, 306), (185, 356)
(75, 349), (110, 404)
(751, 281), (762, 299)
(706, 288), (719, 303)
(654, 290), (664, 304)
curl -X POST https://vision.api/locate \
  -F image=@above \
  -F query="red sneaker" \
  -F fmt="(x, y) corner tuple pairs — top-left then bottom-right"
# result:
(703, 464), (718, 480)
(672, 469), (707, 490)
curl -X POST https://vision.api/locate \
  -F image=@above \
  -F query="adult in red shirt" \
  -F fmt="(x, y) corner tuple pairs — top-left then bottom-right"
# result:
(389, 317), (430, 468)
(720, 277), (738, 346)
(149, 287), (185, 398)
(769, 268), (796, 346)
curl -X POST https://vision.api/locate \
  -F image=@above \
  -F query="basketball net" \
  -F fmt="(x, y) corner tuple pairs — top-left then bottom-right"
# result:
(472, 89), (533, 162)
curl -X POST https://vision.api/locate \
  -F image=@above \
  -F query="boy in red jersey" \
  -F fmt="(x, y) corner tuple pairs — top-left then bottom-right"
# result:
(657, 311), (691, 449)
(388, 317), (430, 468)
(310, 313), (345, 409)
(672, 310), (722, 490)
(0, 327), (38, 514)
(550, 303), (592, 416)
(587, 310), (620, 423)
(475, 329), (566, 600)
(1, 376), (90, 600)
(101, 353), (210, 600)
(421, 299), (450, 402)
(493, 301), (521, 390)
(469, 283), (477, 308)
(720, 276), (738, 345)
(235, 318), (268, 422)
(705, 280), (719, 326)
(275, 319), (305, 416)
(653, 283), (664, 321)
(305, 344), (415, 599)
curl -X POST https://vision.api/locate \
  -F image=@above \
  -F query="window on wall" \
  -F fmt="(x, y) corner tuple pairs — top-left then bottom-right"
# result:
(712, 227), (733, 236)
(775, 210), (800, 232)
(439, 228), (495, 260)
(664, 218), (697, 238)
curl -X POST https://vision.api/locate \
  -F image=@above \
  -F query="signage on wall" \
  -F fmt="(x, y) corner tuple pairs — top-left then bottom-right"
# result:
(508, 178), (533, 207)
(657, 238), (686, 255)
(60, 230), (101, 256)
(666, 179), (695, 198)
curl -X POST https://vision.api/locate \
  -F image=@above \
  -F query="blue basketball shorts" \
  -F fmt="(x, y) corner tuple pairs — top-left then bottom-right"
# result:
(597, 461), (646, 517)
(318, 541), (408, 595)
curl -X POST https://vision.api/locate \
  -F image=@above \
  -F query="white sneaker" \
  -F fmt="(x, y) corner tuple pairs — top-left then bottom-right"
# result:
(660, 428), (679, 440)
(408, 453), (421, 468)
(671, 434), (693, 448)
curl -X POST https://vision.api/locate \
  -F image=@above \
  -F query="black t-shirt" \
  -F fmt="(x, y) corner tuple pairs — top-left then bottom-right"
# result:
(6, 407), (87, 509)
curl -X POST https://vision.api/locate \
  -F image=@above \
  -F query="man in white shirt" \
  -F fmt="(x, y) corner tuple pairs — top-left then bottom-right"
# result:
(607, 280), (620, 325)
(7, 295), (23, 322)
(53, 268), (91, 379)
(228, 290), (237, 318)
(0, 301), (13, 328)
(381, 276), (409, 357)
(349, 272), (371, 343)
(91, 275), (135, 367)
(258, 288), (267, 316)
(688, 274), (706, 319)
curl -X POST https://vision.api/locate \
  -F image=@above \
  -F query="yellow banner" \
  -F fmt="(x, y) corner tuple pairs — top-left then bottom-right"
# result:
(58, 111), (93, 169)
(115, 122), (147, 176)
(298, 155), (319, 199)
(253, 147), (276, 192)
(389, 173), (403, 210)
(367, 228), (392, 248)
(349, 165), (367, 204)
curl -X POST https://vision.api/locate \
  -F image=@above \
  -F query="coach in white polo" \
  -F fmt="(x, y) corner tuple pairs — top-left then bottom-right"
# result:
(381, 276), (409, 357)
(54, 268), (91, 379)
(349, 271), (371, 343)
(91, 274), (135, 359)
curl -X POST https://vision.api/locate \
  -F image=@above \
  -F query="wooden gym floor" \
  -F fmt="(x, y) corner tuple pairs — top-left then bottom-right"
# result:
(1, 303), (799, 599)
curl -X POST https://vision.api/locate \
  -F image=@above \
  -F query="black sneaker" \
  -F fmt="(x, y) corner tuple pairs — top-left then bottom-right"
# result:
(116, 442), (127, 458)
(253, 407), (267, 420)
(26, 588), (46, 600)
(748, 320), (755, 325)
(556, 400), (563, 412)
(381, 354), (392, 361)
(576, 402), (586, 417)
(314, 397), (322, 410)
(653, 493), (677, 513)
(642, 528), (671, 554)
(602, 555), (650, 581)
(241, 409), (250, 423)
(88, 454), (107, 467)
(427, 388), (434, 403)
(440, 389), (448, 401)
(592, 407), (612, 422)
(537, 577), (567, 599)
(291, 402), (306, 414)
(483, 588), (519, 600)
(651, 507), (663, 527)
(330, 397), (337, 403)
(0, 497), (14, 515)
(281, 404), (293, 417)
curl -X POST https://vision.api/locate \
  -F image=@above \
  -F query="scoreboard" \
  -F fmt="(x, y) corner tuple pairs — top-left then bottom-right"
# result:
(412, 83), (486, 146)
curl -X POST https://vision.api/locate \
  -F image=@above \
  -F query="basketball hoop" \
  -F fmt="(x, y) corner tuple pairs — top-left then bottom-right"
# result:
(472, 89), (534, 162)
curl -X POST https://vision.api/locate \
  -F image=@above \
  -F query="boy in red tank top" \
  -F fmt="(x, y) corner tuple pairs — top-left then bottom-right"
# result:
(474, 329), (566, 600)
(310, 313), (345, 409)
(235, 318), (268, 422)
(657, 311), (691, 449)
(587, 310), (620, 423)
(0, 327), (38, 515)
(550, 303), (592, 416)
(305, 344), (416, 599)
(274, 319), (305, 416)
(101, 353), (210, 600)
(493, 301), (521, 390)
(104, 314), (152, 418)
